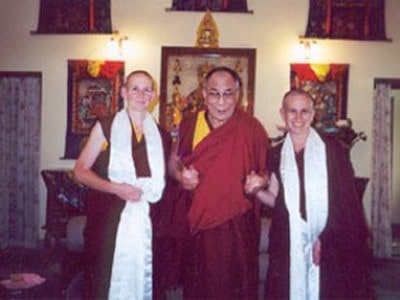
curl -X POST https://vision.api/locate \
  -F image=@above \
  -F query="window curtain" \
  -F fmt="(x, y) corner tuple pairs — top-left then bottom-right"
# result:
(0, 74), (41, 248)
(371, 82), (392, 258)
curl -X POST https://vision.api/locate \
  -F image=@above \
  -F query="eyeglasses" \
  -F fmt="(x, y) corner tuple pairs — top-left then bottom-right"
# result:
(130, 86), (153, 97)
(207, 89), (238, 103)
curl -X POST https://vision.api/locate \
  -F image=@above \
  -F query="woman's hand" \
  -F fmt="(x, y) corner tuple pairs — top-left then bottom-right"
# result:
(112, 182), (143, 202)
(246, 172), (278, 207)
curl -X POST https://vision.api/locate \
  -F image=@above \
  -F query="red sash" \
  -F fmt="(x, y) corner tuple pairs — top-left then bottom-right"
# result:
(180, 109), (268, 234)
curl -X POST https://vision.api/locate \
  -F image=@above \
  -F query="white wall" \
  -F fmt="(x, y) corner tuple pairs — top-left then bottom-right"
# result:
(1, 0), (400, 236)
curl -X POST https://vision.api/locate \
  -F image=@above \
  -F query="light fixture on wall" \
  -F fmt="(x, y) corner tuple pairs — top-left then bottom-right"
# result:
(294, 38), (319, 61)
(108, 33), (132, 58)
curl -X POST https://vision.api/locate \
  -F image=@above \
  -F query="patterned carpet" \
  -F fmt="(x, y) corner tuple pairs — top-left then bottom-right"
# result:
(0, 246), (400, 299)
(0, 247), (71, 299)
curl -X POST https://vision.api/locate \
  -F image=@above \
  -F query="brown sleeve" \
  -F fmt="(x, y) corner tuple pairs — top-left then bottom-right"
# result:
(98, 115), (114, 143)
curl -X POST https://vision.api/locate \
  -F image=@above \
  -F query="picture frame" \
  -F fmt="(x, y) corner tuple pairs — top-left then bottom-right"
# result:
(159, 46), (256, 132)
(290, 63), (349, 132)
(63, 60), (124, 159)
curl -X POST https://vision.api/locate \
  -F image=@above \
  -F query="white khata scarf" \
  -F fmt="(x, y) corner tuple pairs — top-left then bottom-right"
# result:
(108, 108), (165, 204)
(280, 128), (328, 300)
(107, 109), (165, 300)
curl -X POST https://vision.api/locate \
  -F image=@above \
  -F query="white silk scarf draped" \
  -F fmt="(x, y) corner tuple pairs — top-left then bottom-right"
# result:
(107, 109), (165, 300)
(280, 128), (328, 300)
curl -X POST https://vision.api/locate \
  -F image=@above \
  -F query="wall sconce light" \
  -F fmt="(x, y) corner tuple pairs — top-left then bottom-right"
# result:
(108, 33), (133, 58)
(295, 38), (319, 61)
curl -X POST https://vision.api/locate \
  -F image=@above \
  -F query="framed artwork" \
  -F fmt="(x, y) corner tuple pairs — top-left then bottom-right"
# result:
(63, 60), (124, 159)
(159, 46), (256, 132)
(304, 0), (387, 41)
(34, 0), (112, 34)
(290, 63), (349, 132)
(167, 0), (252, 13)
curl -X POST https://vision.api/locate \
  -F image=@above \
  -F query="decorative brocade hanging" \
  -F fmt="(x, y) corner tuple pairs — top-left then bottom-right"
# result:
(305, 0), (387, 40)
(168, 0), (251, 12)
(36, 0), (112, 34)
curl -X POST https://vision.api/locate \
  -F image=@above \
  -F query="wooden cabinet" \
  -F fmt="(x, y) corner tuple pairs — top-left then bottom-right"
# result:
(41, 169), (88, 247)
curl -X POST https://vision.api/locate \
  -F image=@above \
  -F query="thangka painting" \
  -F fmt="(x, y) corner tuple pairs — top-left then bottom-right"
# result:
(168, 0), (251, 12)
(304, 0), (387, 41)
(35, 0), (112, 33)
(159, 46), (256, 132)
(290, 63), (349, 132)
(63, 60), (124, 158)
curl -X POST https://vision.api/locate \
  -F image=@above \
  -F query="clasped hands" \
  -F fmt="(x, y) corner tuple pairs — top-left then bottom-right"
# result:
(177, 167), (270, 194)
(179, 165), (200, 190)
(244, 171), (269, 195)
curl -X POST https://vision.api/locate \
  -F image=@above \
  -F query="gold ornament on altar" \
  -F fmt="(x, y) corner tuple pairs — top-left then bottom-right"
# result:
(196, 10), (219, 48)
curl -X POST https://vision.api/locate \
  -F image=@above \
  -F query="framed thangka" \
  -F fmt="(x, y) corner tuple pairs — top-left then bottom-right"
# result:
(63, 60), (124, 158)
(290, 63), (349, 132)
(159, 46), (256, 132)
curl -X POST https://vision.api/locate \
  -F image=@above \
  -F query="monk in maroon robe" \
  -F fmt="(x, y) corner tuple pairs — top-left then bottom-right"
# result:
(246, 89), (372, 299)
(164, 66), (269, 299)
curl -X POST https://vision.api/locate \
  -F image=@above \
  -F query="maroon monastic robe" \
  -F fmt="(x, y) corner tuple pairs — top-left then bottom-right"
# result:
(265, 135), (373, 299)
(158, 109), (268, 299)
(83, 116), (170, 299)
